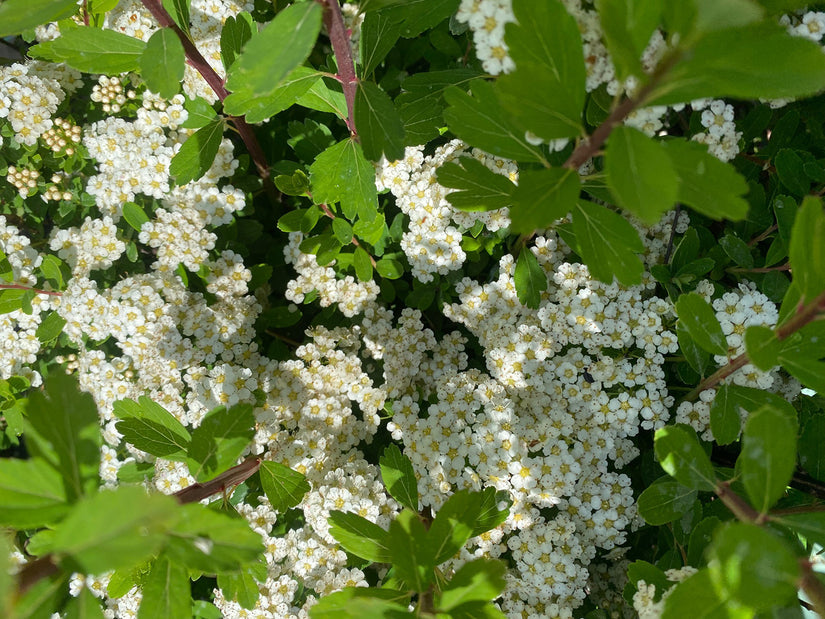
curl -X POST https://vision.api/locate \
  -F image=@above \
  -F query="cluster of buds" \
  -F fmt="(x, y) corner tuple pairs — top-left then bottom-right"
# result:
(90, 75), (136, 113)
(42, 173), (72, 202)
(41, 117), (82, 155)
(6, 165), (39, 197)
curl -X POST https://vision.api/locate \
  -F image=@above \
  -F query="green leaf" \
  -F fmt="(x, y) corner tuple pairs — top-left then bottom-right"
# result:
(648, 22), (825, 105)
(220, 12), (254, 71)
(437, 558), (507, 611)
(719, 234), (754, 268)
(605, 127), (679, 223)
(26, 372), (102, 501)
(0, 250), (13, 283)
(661, 569), (730, 619)
(278, 207), (321, 234)
(0, 289), (24, 315)
(30, 28), (146, 74)
(309, 588), (411, 619)
(775, 149), (811, 197)
(637, 480), (698, 526)
(380, 0), (460, 38)
(572, 200), (645, 286)
(470, 488), (511, 536)
(354, 213), (386, 246)
(0, 0), (79, 38)
(708, 385), (742, 445)
(169, 118), (224, 186)
(50, 486), (179, 574)
(164, 503), (263, 572)
(380, 444), (419, 512)
(690, 0), (765, 34)
(376, 258), (404, 279)
(799, 415), (825, 482)
(295, 78), (348, 118)
(332, 218), (353, 245)
(739, 404), (797, 512)
(181, 96), (218, 129)
(140, 28), (185, 100)
(743, 325), (781, 371)
(514, 248), (546, 309)
(216, 563), (264, 610)
(187, 404), (255, 481)
(428, 490), (482, 564)
(675, 292), (728, 356)
(224, 2), (322, 114)
(389, 509), (432, 591)
(354, 247), (373, 282)
(437, 157), (515, 211)
(309, 139), (378, 221)
(510, 167), (580, 233)
(654, 424), (717, 492)
(138, 555), (191, 619)
(35, 311), (67, 344)
(687, 517), (721, 567)
(113, 396), (192, 461)
(776, 511), (825, 549)
(224, 66), (321, 123)
(359, 11), (403, 78)
(258, 461), (310, 513)
(0, 458), (68, 528)
(496, 0), (586, 139)
(779, 321), (825, 360)
(777, 355), (825, 393)
(707, 523), (799, 611)
(162, 0), (190, 33)
(788, 196), (825, 302)
(354, 81), (405, 162)
(443, 80), (546, 163)
(122, 202), (151, 232)
(328, 510), (392, 563)
(596, 0), (664, 81)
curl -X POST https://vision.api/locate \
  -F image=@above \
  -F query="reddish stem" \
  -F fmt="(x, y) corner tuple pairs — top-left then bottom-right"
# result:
(0, 283), (62, 297)
(320, 0), (358, 135)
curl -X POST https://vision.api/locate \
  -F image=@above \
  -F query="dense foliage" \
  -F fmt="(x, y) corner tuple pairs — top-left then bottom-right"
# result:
(1, 0), (825, 617)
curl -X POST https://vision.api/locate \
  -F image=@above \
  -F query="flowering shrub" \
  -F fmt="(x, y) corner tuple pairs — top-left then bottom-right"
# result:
(1, 0), (825, 617)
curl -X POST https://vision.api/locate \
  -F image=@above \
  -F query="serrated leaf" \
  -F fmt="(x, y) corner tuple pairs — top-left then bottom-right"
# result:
(30, 28), (146, 74)
(510, 167), (580, 233)
(496, 0), (586, 140)
(596, 0), (664, 80)
(637, 481), (698, 525)
(169, 118), (224, 186)
(360, 10), (403, 78)
(606, 126), (679, 223)
(139, 555), (191, 619)
(328, 510), (392, 563)
(514, 248), (546, 309)
(739, 404), (797, 512)
(354, 81), (405, 162)
(379, 0), (460, 38)
(259, 461), (310, 513)
(50, 486), (179, 574)
(437, 156), (515, 211)
(428, 490), (483, 564)
(443, 79), (546, 163)
(380, 445), (418, 512)
(354, 213), (386, 245)
(572, 200), (645, 286)
(162, 0), (190, 33)
(309, 588), (410, 619)
(122, 202), (150, 232)
(788, 196), (825, 302)
(654, 424), (717, 492)
(224, 2), (322, 117)
(777, 354), (825, 393)
(181, 96), (218, 129)
(35, 311), (66, 344)
(648, 21), (825, 105)
(224, 66), (321, 123)
(113, 397), (191, 461)
(389, 509), (432, 591)
(220, 12), (254, 71)
(187, 404), (255, 481)
(140, 28), (185, 99)
(0, 458), (68, 528)
(309, 139), (378, 221)
(675, 292), (728, 356)
(437, 559), (507, 611)
(0, 0), (79, 39)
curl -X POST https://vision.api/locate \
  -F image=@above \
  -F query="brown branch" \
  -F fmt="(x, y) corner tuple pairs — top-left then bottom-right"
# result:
(684, 288), (825, 401)
(748, 223), (778, 247)
(0, 283), (62, 297)
(727, 262), (790, 274)
(320, 0), (358, 135)
(139, 0), (279, 205)
(173, 456), (261, 504)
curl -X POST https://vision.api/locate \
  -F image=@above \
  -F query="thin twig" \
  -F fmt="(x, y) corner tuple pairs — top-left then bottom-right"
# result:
(0, 283), (62, 297)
